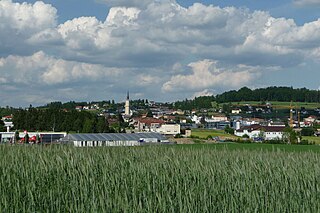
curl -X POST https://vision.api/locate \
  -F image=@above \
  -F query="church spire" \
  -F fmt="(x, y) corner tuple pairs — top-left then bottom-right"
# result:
(125, 91), (130, 116)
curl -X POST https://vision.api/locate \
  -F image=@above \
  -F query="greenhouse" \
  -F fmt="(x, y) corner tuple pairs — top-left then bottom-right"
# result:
(63, 133), (169, 147)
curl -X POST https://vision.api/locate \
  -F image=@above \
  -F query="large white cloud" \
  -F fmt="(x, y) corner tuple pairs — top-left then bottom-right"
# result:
(1, 0), (320, 106)
(0, 51), (124, 85)
(162, 60), (260, 93)
(0, 0), (57, 56)
(43, 2), (319, 68)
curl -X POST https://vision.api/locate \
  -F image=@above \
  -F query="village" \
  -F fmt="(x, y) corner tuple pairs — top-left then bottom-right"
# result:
(1, 91), (320, 146)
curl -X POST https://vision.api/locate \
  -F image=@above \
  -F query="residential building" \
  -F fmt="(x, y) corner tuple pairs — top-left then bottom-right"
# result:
(133, 117), (165, 132)
(155, 124), (180, 135)
(235, 124), (285, 140)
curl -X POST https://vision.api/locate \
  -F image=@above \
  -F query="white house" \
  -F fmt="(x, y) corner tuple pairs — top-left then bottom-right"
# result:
(235, 124), (285, 140)
(155, 124), (180, 135)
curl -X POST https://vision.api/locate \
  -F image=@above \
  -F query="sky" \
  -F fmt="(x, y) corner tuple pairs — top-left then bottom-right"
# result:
(1, 0), (320, 107)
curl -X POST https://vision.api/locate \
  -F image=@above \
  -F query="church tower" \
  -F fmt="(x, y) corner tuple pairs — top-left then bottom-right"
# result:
(125, 91), (130, 116)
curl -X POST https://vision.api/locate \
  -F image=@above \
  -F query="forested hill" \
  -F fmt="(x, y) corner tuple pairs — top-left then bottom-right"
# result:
(215, 87), (320, 103)
(173, 87), (320, 110)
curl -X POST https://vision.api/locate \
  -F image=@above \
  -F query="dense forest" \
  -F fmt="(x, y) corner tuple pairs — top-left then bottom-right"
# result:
(173, 87), (320, 110)
(173, 96), (215, 110)
(216, 87), (320, 103)
(12, 107), (114, 133)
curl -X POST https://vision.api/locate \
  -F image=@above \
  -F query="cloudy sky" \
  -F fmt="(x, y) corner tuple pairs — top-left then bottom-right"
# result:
(1, 0), (320, 107)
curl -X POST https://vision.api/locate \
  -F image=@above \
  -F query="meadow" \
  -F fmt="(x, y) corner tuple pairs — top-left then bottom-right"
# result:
(1, 144), (320, 212)
(191, 128), (238, 140)
(232, 101), (320, 109)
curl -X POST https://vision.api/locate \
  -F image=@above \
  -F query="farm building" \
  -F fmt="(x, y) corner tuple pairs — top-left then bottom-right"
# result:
(63, 132), (170, 147)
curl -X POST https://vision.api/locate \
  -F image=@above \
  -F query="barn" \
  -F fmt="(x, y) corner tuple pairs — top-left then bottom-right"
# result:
(63, 132), (170, 147)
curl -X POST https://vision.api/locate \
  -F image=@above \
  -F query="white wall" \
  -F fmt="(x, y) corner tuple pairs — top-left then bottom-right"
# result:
(156, 124), (180, 135)
(264, 132), (283, 140)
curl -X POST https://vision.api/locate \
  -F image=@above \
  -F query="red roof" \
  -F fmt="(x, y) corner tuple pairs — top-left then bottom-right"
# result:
(135, 117), (165, 126)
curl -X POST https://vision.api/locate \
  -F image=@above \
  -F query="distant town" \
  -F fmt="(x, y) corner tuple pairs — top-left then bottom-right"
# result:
(1, 86), (320, 146)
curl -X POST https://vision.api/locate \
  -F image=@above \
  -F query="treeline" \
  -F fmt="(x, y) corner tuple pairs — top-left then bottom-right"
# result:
(174, 96), (215, 110)
(12, 107), (112, 133)
(42, 99), (150, 111)
(216, 87), (320, 103)
(173, 86), (320, 111)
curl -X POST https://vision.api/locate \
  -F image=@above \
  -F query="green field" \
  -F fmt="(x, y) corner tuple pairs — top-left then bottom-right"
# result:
(302, 136), (320, 145)
(232, 101), (320, 109)
(191, 129), (238, 140)
(178, 142), (320, 152)
(1, 144), (320, 212)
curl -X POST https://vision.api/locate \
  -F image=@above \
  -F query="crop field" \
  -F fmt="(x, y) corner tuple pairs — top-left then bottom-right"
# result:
(1, 144), (320, 212)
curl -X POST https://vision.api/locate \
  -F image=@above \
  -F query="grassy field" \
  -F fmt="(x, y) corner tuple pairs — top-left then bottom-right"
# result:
(302, 136), (320, 145)
(232, 101), (320, 109)
(191, 129), (238, 140)
(1, 144), (320, 212)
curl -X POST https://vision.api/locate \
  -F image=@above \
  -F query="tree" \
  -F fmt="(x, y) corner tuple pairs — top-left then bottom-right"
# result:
(96, 117), (109, 133)
(146, 110), (153, 118)
(283, 127), (299, 144)
(224, 125), (234, 135)
(14, 131), (19, 143)
(0, 120), (5, 132)
(24, 133), (29, 144)
(242, 134), (250, 139)
(301, 127), (315, 136)
(222, 104), (231, 114)
(82, 118), (94, 133)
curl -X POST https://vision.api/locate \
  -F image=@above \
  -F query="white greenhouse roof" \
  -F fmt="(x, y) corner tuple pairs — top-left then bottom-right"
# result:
(65, 132), (167, 142)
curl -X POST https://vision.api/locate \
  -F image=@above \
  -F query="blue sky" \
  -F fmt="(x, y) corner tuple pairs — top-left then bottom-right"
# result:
(1, 0), (320, 106)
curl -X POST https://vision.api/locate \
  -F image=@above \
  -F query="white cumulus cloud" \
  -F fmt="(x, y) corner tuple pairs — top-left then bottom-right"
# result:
(0, 0), (320, 106)
(162, 60), (259, 93)
(0, 0), (57, 56)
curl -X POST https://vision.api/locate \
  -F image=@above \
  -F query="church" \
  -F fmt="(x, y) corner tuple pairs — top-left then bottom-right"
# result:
(123, 91), (132, 122)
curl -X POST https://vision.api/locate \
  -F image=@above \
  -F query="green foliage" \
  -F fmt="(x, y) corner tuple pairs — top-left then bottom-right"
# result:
(283, 127), (299, 144)
(0, 120), (5, 132)
(96, 117), (109, 133)
(0, 106), (15, 118)
(224, 125), (234, 135)
(12, 109), (113, 133)
(222, 103), (231, 114)
(242, 134), (250, 138)
(216, 86), (320, 103)
(146, 110), (153, 118)
(82, 118), (94, 133)
(174, 134), (183, 138)
(301, 127), (315, 136)
(174, 96), (215, 110)
(24, 133), (29, 144)
(14, 131), (19, 143)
